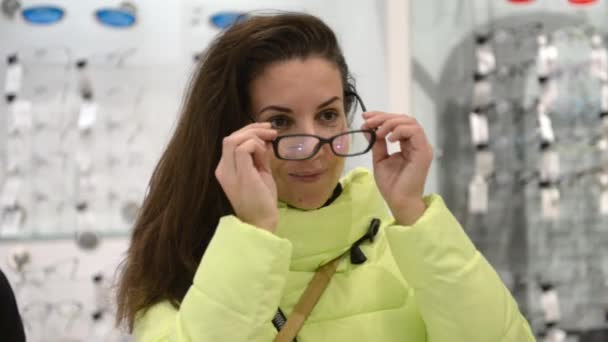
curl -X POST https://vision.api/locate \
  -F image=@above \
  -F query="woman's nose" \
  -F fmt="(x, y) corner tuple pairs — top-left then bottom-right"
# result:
(299, 121), (335, 138)
(298, 121), (317, 136)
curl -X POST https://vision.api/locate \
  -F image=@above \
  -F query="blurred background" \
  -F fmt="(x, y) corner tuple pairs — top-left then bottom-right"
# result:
(0, 0), (607, 341)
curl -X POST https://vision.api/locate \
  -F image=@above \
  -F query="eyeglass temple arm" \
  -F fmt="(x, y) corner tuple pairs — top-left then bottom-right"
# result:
(345, 90), (367, 112)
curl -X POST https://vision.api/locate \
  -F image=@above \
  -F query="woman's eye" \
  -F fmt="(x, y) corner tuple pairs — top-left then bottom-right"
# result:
(319, 110), (339, 122)
(269, 116), (291, 129)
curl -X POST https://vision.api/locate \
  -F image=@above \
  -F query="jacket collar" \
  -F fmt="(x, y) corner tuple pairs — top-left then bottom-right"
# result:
(275, 168), (389, 272)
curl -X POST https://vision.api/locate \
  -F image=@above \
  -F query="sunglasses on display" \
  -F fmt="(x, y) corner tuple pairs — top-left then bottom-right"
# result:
(12, 2), (138, 28)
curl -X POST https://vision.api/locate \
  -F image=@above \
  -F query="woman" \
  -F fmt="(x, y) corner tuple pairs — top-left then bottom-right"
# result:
(116, 13), (535, 341)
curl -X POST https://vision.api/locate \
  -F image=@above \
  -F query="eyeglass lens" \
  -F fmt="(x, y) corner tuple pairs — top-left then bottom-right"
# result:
(276, 130), (373, 160)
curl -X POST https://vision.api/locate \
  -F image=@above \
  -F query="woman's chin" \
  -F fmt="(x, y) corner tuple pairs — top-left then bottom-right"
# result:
(278, 171), (343, 210)
(283, 192), (331, 211)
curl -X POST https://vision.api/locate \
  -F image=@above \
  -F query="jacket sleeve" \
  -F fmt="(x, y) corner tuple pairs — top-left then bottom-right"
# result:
(385, 195), (535, 342)
(133, 215), (292, 342)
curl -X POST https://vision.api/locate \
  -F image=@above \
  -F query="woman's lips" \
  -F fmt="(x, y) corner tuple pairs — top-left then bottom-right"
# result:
(288, 170), (325, 183)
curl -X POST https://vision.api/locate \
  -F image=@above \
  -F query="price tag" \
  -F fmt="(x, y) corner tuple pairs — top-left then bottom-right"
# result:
(541, 187), (560, 220)
(4, 63), (23, 95)
(476, 45), (496, 75)
(546, 328), (567, 342)
(537, 44), (559, 76)
(590, 47), (608, 80)
(475, 150), (494, 178)
(537, 53), (549, 76)
(600, 172), (608, 187)
(602, 84), (608, 112)
(469, 112), (489, 146)
(93, 273), (111, 311)
(473, 80), (492, 109)
(540, 289), (561, 322)
(468, 174), (488, 214)
(538, 113), (555, 143)
(600, 172), (608, 215)
(597, 138), (608, 151)
(11, 100), (33, 131)
(600, 190), (608, 215)
(78, 101), (98, 131)
(540, 80), (558, 108)
(540, 150), (560, 182)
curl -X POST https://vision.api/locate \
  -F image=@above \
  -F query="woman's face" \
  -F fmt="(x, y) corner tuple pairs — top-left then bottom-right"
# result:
(250, 57), (348, 210)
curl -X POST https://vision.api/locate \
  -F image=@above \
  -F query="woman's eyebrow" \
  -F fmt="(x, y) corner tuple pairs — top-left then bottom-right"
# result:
(258, 105), (292, 115)
(316, 96), (340, 109)
(257, 96), (341, 116)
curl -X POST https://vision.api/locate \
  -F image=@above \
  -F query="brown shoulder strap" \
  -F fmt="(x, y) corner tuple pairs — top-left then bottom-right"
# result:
(273, 256), (341, 342)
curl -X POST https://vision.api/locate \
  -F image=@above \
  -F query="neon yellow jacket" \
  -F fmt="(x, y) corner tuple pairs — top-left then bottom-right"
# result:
(134, 168), (535, 341)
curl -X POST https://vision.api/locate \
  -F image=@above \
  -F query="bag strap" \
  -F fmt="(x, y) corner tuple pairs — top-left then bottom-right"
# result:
(273, 256), (341, 342)
(273, 218), (381, 342)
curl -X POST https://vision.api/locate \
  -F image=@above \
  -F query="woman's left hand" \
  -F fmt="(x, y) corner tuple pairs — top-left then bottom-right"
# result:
(361, 111), (433, 226)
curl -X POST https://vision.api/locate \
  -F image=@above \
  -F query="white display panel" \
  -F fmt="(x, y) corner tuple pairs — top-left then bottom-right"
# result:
(0, 1), (390, 340)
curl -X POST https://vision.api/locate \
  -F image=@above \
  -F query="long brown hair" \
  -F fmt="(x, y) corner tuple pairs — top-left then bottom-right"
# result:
(115, 12), (357, 330)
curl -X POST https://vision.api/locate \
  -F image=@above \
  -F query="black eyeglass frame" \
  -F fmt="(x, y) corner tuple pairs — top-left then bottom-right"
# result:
(271, 129), (377, 161)
(269, 91), (376, 161)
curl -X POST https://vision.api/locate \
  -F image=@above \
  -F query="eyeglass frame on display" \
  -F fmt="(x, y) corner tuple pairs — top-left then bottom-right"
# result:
(21, 299), (83, 331)
(247, 91), (377, 161)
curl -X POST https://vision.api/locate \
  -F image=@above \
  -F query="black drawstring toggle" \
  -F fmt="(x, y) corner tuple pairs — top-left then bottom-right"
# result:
(350, 218), (380, 265)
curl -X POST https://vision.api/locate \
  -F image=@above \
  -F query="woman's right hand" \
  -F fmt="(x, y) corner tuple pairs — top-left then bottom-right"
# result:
(215, 122), (279, 233)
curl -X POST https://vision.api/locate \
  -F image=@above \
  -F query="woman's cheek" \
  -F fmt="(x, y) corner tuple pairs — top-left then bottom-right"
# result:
(269, 157), (284, 181)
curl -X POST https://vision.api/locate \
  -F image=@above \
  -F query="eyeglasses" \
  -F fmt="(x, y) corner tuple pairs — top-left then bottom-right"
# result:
(269, 91), (376, 161)
(272, 129), (376, 160)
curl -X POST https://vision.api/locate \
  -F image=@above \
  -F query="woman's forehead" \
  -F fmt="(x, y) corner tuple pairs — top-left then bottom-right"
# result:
(250, 57), (344, 110)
